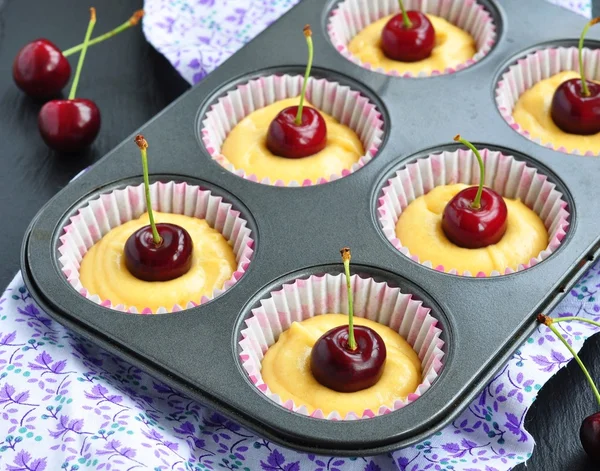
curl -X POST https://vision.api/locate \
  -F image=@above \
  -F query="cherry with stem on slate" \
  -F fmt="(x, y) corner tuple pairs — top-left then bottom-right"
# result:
(381, 0), (435, 62)
(441, 135), (508, 249)
(551, 17), (600, 135)
(266, 25), (327, 159)
(537, 314), (600, 462)
(124, 135), (194, 282)
(310, 248), (387, 393)
(38, 8), (101, 153)
(12, 9), (144, 100)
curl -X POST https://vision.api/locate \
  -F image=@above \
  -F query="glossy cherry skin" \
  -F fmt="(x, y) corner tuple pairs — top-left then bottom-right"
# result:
(266, 106), (327, 159)
(310, 325), (387, 393)
(551, 79), (600, 135)
(124, 223), (193, 282)
(381, 11), (435, 62)
(442, 186), (508, 249)
(580, 412), (600, 462)
(38, 98), (101, 152)
(13, 39), (71, 99)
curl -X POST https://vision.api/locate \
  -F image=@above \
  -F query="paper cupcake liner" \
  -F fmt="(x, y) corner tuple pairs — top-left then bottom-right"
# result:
(201, 74), (384, 186)
(239, 272), (445, 420)
(496, 46), (600, 156)
(377, 149), (570, 277)
(57, 181), (255, 314)
(328, 0), (496, 77)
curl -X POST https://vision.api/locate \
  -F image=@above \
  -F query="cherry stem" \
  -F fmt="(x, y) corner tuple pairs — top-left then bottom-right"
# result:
(454, 134), (484, 210)
(398, 0), (413, 29)
(552, 316), (600, 330)
(68, 7), (97, 100)
(537, 314), (600, 408)
(135, 135), (161, 246)
(578, 17), (600, 97)
(295, 25), (313, 126)
(341, 247), (357, 351)
(63, 10), (144, 57)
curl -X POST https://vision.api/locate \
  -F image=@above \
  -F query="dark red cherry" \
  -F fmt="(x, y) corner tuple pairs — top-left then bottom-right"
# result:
(442, 186), (508, 249)
(581, 412), (600, 462)
(310, 325), (386, 393)
(266, 106), (327, 159)
(38, 98), (101, 152)
(124, 223), (193, 282)
(381, 11), (435, 62)
(13, 39), (71, 99)
(551, 79), (600, 135)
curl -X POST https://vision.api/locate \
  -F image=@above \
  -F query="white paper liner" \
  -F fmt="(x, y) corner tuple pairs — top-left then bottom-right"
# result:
(239, 272), (445, 420)
(57, 181), (255, 314)
(201, 74), (384, 186)
(377, 149), (570, 277)
(328, 0), (496, 77)
(496, 46), (600, 156)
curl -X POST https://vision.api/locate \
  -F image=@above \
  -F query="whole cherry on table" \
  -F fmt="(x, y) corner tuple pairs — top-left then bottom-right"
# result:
(537, 314), (600, 463)
(266, 24), (327, 159)
(124, 135), (194, 282)
(12, 9), (144, 99)
(310, 248), (387, 393)
(441, 135), (508, 249)
(381, 0), (435, 62)
(551, 17), (600, 135)
(37, 7), (101, 153)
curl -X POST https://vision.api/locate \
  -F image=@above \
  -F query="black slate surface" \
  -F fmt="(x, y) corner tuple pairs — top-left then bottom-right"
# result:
(1, 0), (600, 468)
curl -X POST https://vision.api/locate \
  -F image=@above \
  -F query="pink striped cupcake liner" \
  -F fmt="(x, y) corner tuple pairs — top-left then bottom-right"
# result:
(238, 272), (445, 420)
(57, 181), (254, 314)
(201, 74), (384, 186)
(496, 46), (600, 155)
(328, 0), (496, 77)
(377, 148), (571, 277)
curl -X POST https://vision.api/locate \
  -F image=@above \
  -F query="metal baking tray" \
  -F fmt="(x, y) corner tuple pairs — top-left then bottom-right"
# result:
(20, 0), (600, 456)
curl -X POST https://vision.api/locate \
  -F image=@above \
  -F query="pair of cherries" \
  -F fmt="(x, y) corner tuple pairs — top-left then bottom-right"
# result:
(13, 9), (143, 152)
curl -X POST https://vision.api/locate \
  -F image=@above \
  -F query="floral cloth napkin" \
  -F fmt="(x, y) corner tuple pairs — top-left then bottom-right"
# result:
(0, 1), (595, 470)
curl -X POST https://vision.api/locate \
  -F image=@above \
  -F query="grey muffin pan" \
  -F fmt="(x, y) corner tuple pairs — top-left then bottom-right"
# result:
(21, 0), (600, 456)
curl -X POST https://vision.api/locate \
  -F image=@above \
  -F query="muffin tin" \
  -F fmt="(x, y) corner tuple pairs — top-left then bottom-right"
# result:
(20, 0), (600, 456)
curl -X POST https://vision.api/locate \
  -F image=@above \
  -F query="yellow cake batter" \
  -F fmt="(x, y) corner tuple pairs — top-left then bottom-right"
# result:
(261, 314), (421, 417)
(512, 71), (600, 154)
(395, 184), (548, 275)
(347, 14), (476, 75)
(80, 212), (236, 312)
(220, 97), (364, 184)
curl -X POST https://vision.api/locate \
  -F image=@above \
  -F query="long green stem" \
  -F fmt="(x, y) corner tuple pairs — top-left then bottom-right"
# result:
(454, 135), (484, 209)
(135, 135), (161, 245)
(63, 10), (144, 57)
(553, 316), (600, 330)
(295, 25), (314, 126)
(398, 0), (413, 29)
(578, 18), (600, 97)
(538, 315), (600, 407)
(341, 248), (357, 351)
(68, 8), (97, 100)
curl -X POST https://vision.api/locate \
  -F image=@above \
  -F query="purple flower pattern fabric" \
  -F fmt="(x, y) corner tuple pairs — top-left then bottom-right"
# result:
(2, 262), (600, 470)
(0, 0), (595, 469)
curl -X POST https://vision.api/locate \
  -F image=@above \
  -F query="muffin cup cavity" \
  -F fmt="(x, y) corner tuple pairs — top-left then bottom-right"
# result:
(58, 181), (255, 314)
(201, 73), (384, 186)
(327, 0), (497, 77)
(377, 148), (570, 277)
(238, 272), (445, 420)
(496, 46), (600, 156)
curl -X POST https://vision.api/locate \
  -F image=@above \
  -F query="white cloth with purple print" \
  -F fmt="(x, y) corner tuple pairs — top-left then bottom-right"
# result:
(0, 1), (594, 470)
